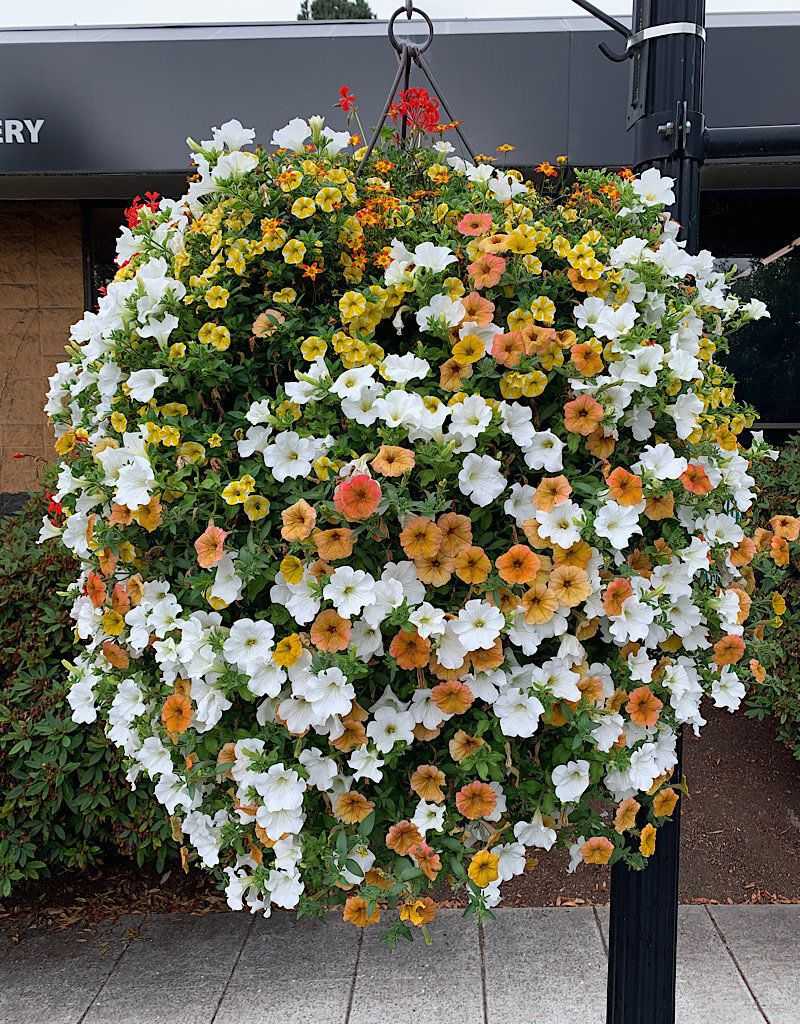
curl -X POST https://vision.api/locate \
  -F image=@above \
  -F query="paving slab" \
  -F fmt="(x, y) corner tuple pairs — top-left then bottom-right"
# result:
(81, 912), (251, 1024)
(214, 911), (360, 1024)
(710, 904), (800, 1024)
(349, 908), (483, 1024)
(0, 917), (139, 1024)
(483, 907), (606, 1024)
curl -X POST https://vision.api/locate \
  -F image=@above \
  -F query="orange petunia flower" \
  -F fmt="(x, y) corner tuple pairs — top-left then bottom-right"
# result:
(553, 540), (592, 571)
(431, 679), (475, 715)
(102, 640), (129, 670)
(371, 445), (415, 477)
(333, 474), (381, 521)
(310, 609), (352, 652)
(471, 638), (505, 672)
(491, 331), (525, 367)
(607, 467), (644, 506)
(468, 850), (500, 887)
(411, 764), (446, 803)
(771, 535), (790, 566)
(652, 787), (679, 817)
(680, 463), (713, 496)
(581, 836), (614, 865)
(453, 544), (491, 584)
(468, 252), (506, 289)
(770, 514), (800, 541)
(522, 583), (559, 624)
(639, 823), (657, 857)
(603, 577), (633, 616)
(342, 894), (380, 927)
(440, 357), (473, 391)
(389, 628), (431, 670)
(437, 512), (473, 558)
(496, 545), (541, 585)
(563, 394), (604, 436)
(85, 571), (107, 608)
(133, 494), (162, 532)
(586, 428), (616, 459)
(571, 342), (603, 375)
(281, 498), (317, 540)
(461, 291), (495, 326)
(400, 516), (443, 560)
(386, 820), (424, 855)
(408, 841), (442, 881)
(549, 564), (592, 607)
(455, 781), (497, 820)
(331, 717), (367, 753)
(613, 797), (641, 833)
(713, 634), (746, 666)
(625, 685), (663, 727)
(313, 526), (354, 561)
(194, 522), (228, 568)
(399, 896), (438, 927)
(449, 730), (485, 762)
(749, 658), (767, 683)
(414, 551), (454, 587)
(162, 692), (193, 736)
(534, 475), (572, 512)
(335, 791), (374, 824)
(457, 212), (494, 236)
(730, 536), (756, 567)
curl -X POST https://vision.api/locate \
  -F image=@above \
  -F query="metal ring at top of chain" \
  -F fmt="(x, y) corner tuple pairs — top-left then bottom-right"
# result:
(387, 4), (434, 55)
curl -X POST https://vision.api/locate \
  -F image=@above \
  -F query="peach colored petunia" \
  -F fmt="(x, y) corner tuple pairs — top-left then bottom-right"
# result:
(571, 342), (603, 375)
(455, 780), (497, 820)
(399, 897), (438, 927)
(386, 820), (424, 855)
(411, 764), (446, 803)
(652, 787), (679, 817)
(408, 841), (442, 881)
(625, 686), (663, 727)
(522, 583), (558, 625)
(461, 291), (495, 325)
(335, 791), (374, 824)
(371, 445), (415, 477)
(491, 331), (525, 367)
(281, 499), (317, 540)
(437, 512), (473, 558)
(603, 578), (634, 616)
(342, 895), (380, 927)
(194, 523), (228, 568)
(496, 545), (540, 585)
(453, 544), (492, 584)
(607, 467), (644, 506)
(770, 514), (800, 541)
(534, 475), (572, 512)
(333, 474), (381, 521)
(85, 571), (107, 608)
(680, 463), (713, 496)
(313, 527), (355, 561)
(581, 836), (614, 865)
(549, 564), (592, 607)
(713, 634), (746, 666)
(468, 252), (506, 289)
(431, 680), (475, 715)
(457, 212), (494, 236)
(389, 628), (431, 670)
(310, 609), (352, 652)
(400, 516), (443, 560)
(614, 797), (641, 833)
(644, 493), (675, 521)
(471, 638), (505, 672)
(449, 730), (485, 762)
(414, 551), (454, 587)
(563, 394), (604, 435)
(162, 693), (193, 736)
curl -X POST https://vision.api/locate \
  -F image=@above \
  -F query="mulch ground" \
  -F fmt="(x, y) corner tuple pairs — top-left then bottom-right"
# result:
(2, 707), (799, 941)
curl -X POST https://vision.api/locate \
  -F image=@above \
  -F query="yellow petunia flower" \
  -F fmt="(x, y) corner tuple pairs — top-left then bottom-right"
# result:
(243, 494), (270, 521)
(291, 196), (316, 219)
(530, 295), (556, 324)
(204, 285), (229, 309)
(282, 238), (306, 265)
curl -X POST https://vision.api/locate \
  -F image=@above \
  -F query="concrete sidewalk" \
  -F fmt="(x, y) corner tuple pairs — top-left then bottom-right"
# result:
(2, 905), (798, 1024)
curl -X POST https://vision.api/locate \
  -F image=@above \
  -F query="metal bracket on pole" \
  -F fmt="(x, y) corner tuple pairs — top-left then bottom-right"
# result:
(626, 20), (706, 52)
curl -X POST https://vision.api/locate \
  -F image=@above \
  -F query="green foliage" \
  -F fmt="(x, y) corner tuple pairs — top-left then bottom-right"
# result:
(0, 488), (175, 896)
(747, 434), (800, 760)
(298, 0), (375, 19)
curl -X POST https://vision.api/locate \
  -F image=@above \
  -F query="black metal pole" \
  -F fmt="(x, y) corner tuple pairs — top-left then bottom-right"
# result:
(607, 4), (705, 1023)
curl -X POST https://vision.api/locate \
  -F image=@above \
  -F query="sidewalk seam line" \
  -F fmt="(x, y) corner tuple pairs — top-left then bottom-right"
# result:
(592, 905), (609, 959)
(704, 906), (771, 1024)
(343, 927), (364, 1024)
(478, 921), (489, 1024)
(75, 922), (137, 1024)
(209, 914), (255, 1024)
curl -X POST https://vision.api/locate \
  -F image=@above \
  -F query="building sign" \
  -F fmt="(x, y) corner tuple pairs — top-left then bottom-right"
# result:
(0, 118), (44, 143)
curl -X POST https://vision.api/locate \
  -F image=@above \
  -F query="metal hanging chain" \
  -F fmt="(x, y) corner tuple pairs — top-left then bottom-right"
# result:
(356, 2), (476, 176)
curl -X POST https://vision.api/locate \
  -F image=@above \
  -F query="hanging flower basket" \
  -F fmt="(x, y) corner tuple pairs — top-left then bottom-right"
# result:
(43, 95), (793, 940)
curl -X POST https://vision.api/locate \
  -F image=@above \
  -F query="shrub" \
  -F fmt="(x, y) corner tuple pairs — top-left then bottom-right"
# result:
(42, 105), (794, 938)
(0, 488), (174, 896)
(746, 434), (800, 759)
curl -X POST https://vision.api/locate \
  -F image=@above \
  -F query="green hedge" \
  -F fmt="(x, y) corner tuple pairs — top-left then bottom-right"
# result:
(747, 434), (800, 760)
(0, 487), (175, 896)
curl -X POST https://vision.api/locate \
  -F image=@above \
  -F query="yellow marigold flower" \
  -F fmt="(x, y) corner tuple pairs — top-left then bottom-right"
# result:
(339, 290), (367, 321)
(530, 295), (556, 324)
(204, 285), (229, 309)
(168, 342), (186, 360)
(280, 555), (305, 586)
(273, 633), (303, 667)
(207, 433), (223, 448)
(772, 592), (787, 616)
(160, 425), (181, 447)
(244, 494), (270, 521)
(102, 609), (125, 636)
(468, 850), (500, 888)
(639, 823), (657, 857)
(110, 412), (127, 433)
(221, 480), (250, 505)
(452, 335), (486, 366)
(291, 196), (316, 219)
(315, 186), (342, 212)
(282, 238), (306, 265)
(301, 335), (327, 360)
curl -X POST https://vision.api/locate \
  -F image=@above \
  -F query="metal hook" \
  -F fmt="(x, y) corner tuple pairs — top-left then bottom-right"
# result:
(569, 0), (632, 62)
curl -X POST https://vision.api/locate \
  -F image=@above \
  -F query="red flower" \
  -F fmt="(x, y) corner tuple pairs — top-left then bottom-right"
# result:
(390, 87), (440, 134)
(337, 86), (356, 113)
(333, 474), (382, 522)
